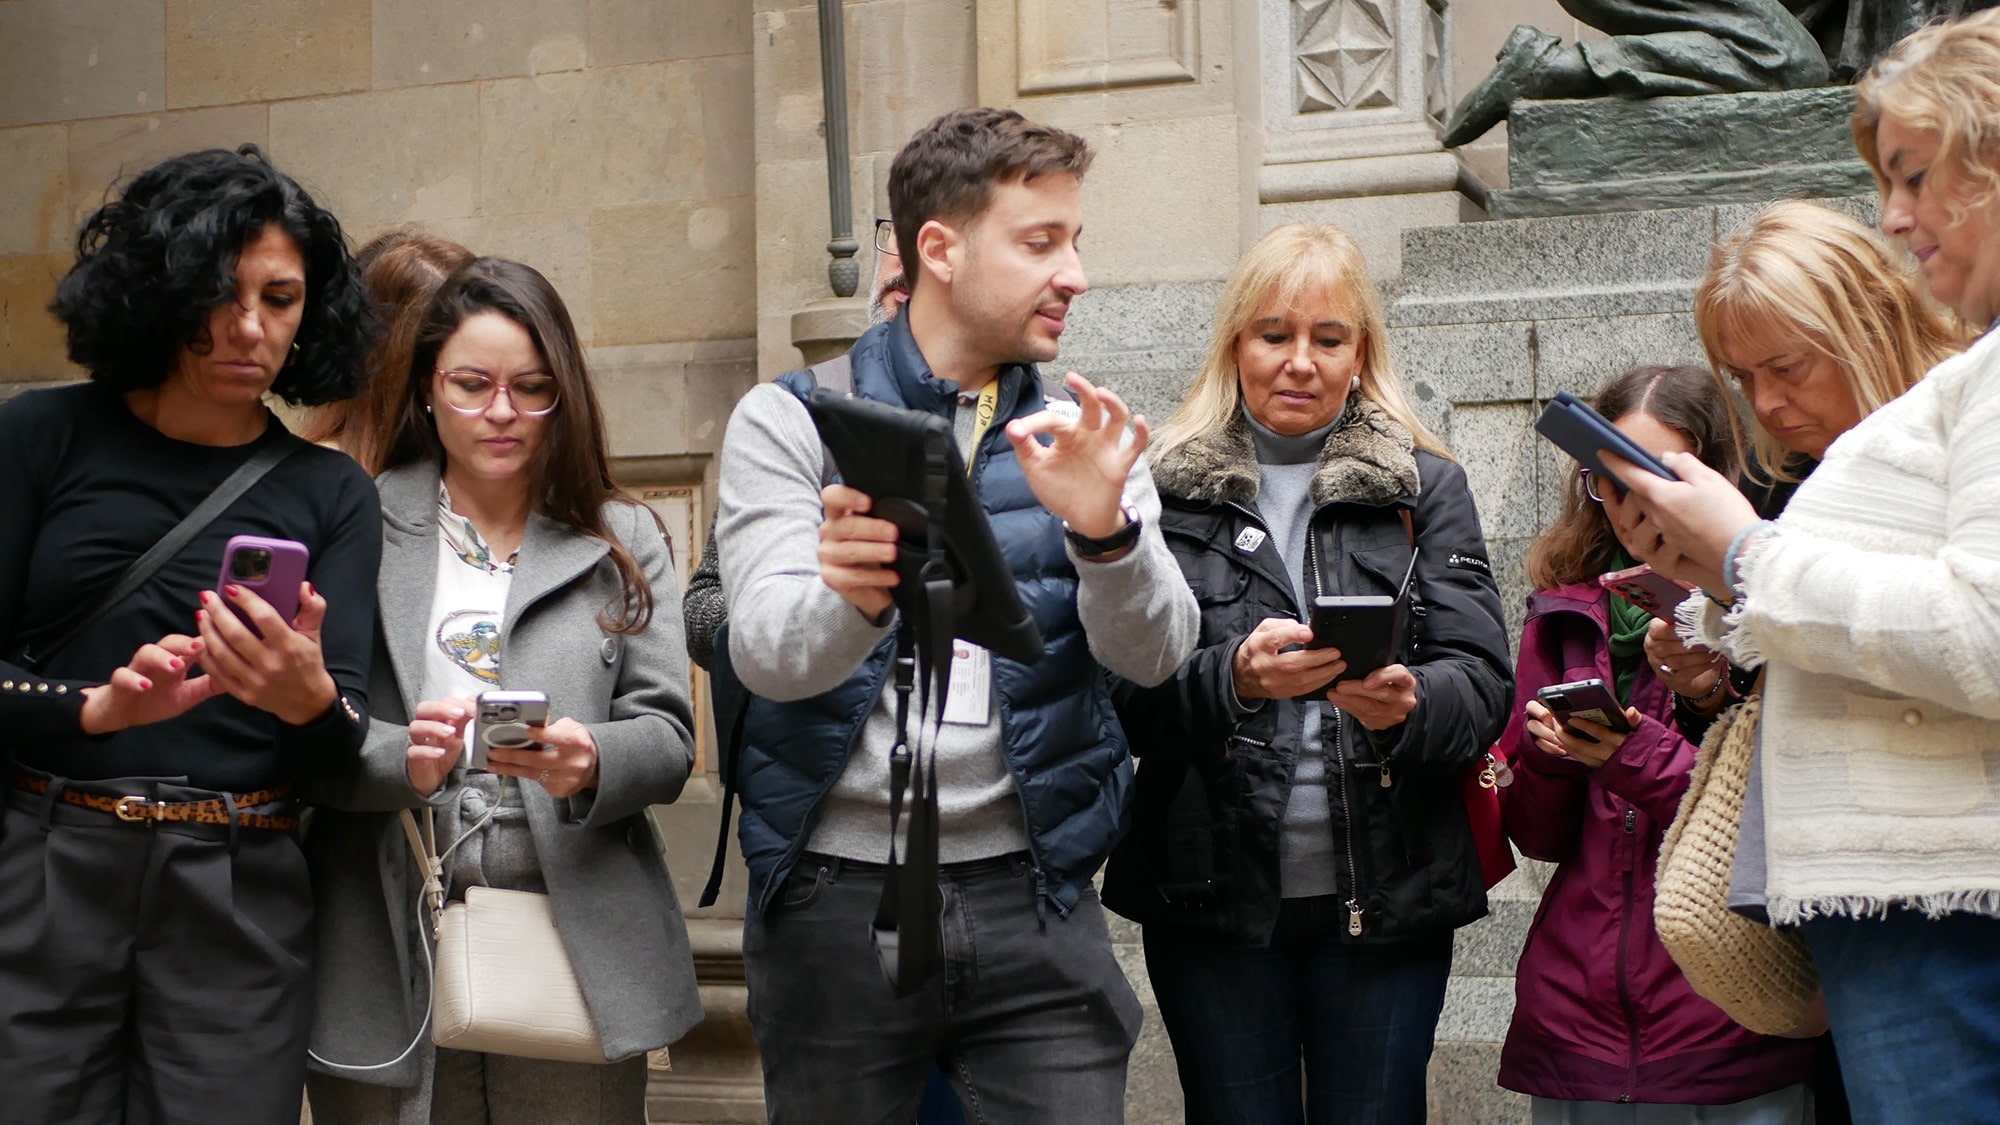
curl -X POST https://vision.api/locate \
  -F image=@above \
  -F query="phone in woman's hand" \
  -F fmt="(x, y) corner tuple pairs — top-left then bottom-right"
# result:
(468, 690), (550, 770)
(216, 535), (310, 638)
(1535, 678), (1633, 743)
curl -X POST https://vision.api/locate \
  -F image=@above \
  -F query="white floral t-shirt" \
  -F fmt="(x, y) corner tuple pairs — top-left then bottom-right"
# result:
(419, 485), (516, 705)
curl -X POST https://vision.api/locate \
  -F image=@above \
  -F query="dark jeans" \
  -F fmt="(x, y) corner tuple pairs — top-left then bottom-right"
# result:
(0, 778), (315, 1125)
(1144, 896), (1453, 1125)
(743, 853), (1143, 1124)
(1801, 909), (2000, 1124)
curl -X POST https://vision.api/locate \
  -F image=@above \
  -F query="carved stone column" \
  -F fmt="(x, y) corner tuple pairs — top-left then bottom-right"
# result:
(1260, 0), (1479, 282)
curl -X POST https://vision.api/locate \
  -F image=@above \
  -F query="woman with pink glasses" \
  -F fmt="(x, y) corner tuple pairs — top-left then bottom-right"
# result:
(305, 258), (702, 1125)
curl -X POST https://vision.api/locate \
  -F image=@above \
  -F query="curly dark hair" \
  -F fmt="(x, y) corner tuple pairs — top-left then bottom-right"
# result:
(51, 144), (377, 405)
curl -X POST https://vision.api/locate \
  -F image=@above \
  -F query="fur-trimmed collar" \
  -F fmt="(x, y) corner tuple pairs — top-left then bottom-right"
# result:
(1152, 397), (1421, 508)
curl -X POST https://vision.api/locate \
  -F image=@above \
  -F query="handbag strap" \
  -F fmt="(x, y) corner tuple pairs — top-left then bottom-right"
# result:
(21, 440), (298, 670)
(400, 807), (447, 940)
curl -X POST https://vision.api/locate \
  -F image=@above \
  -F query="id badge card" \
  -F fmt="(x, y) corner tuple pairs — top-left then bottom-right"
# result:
(941, 641), (992, 726)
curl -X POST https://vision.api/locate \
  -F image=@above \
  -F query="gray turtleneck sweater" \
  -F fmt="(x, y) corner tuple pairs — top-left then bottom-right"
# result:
(1244, 407), (1342, 900)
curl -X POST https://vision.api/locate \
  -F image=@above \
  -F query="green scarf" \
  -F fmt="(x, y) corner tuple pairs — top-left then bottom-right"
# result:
(1605, 549), (1651, 704)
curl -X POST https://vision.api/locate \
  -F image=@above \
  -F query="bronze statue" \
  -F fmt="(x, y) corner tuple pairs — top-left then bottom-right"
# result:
(1444, 1), (1996, 148)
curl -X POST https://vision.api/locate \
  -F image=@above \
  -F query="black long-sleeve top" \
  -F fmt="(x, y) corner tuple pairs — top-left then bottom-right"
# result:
(0, 382), (380, 791)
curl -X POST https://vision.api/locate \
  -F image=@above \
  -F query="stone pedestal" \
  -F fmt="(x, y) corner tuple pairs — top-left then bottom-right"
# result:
(1487, 87), (1875, 219)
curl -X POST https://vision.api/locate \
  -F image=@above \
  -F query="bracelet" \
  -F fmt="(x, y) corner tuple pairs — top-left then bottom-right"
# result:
(1679, 668), (1729, 708)
(1721, 520), (1778, 592)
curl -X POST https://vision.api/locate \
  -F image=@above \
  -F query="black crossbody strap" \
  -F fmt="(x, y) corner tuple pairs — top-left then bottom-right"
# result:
(22, 441), (299, 671)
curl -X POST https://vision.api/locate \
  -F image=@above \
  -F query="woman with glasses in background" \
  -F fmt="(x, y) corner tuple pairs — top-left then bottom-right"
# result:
(305, 257), (702, 1125)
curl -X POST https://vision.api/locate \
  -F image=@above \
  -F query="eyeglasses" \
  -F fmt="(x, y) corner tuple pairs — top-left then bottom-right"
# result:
(1579, 468), (1606, 504)
(434, 370), (561, 416)
(874, 218), (896, 255)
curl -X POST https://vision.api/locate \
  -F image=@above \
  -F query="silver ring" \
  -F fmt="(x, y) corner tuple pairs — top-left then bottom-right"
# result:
(538, 768), (551, 783)
(1660, 663), (1673, 674)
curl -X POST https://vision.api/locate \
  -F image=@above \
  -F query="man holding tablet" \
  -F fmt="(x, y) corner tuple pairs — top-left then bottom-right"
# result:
(713, 108), (1199, 1123)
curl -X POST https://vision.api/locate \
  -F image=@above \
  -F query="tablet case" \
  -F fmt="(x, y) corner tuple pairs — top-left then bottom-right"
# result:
(804, 388), (1045, 665)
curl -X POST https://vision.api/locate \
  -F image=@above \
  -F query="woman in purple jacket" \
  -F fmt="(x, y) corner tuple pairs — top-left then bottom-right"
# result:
(1496, 365), (1818, 1123)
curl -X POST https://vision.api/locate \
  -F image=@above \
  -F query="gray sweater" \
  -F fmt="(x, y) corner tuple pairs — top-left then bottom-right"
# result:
(1244, 410), (1342, 900)
(717, 381), (1199, 863)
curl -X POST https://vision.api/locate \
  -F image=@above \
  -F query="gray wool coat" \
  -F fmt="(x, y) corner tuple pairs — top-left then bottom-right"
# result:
(303, 461), (703, 1089)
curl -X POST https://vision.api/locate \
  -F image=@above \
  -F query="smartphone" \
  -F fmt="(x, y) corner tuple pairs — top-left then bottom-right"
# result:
(1306, 550), (1418, 686)
(216, 535), (310, 638)
(1535, 678), (1634, 739)
(1598, 563), (1696, 622)
(467, 690), (550, 771)
(1535, 392), (1682, 494)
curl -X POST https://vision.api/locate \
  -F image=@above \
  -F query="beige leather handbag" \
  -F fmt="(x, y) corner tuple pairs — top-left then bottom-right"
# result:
(401, 809), (607, 1064)
(1653, 696), (1820, 1035)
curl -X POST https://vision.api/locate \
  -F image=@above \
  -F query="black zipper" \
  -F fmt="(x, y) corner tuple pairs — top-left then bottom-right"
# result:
(1615, 805), (1640, 1101)
(1311, 515), (1367, 935)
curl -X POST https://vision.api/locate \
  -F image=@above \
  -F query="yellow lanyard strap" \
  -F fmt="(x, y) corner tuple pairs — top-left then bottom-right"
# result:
(963, 381), (1001, 479)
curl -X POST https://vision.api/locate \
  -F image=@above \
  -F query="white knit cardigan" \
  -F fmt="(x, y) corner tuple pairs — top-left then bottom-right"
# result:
(1686, 327), (2000, 925)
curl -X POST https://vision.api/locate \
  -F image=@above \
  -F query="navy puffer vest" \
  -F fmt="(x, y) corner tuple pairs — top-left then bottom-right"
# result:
(734, 317), (1130, 917)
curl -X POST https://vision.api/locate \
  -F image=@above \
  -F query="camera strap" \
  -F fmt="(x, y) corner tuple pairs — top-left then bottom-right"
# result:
(870, 435), (955, 996)
(19, 441), (297, 672)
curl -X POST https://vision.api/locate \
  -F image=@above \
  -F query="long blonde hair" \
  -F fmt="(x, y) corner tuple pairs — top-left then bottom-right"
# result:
(1153, 223), (1449, 462)
(1694, 201), (1967, 482)
(1853, 8), (2000, 225)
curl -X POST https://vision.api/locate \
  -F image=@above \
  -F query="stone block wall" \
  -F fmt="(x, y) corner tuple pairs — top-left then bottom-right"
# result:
(0, 0), (759, 456)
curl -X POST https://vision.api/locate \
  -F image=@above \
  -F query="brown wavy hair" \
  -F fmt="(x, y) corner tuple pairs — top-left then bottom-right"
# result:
(1525, 366), (1740, 592)
(301, 228), (472, 474)
(382, 257), (659, 634)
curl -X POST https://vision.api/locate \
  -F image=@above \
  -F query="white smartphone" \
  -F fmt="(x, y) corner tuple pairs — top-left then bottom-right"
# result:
(467, 690), (550, 771)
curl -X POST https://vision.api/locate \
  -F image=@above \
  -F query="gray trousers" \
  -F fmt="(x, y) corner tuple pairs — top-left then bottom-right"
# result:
(744, 852), (1143, 1125)
(309, 778), (648, 1125)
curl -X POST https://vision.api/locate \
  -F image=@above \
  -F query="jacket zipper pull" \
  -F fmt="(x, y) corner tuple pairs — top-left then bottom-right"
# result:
(1033, 868), (1049, 933)
(1378, 764), (1392, 788)
(1346, 900), (1364, 937)
(1623, 808), (1637, 834)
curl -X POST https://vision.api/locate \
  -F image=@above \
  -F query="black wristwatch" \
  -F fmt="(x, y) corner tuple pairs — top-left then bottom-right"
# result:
(1064, 502), (1142, 558)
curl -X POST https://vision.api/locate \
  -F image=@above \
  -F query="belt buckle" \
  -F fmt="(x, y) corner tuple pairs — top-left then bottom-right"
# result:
(114, 795), (159, 824)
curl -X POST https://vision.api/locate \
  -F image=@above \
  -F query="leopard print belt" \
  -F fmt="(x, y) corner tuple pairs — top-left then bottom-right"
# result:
(12, 772), (300, 832)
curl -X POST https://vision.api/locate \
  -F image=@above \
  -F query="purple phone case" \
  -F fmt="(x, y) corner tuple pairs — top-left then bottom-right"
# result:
(217, 535), (311, 638)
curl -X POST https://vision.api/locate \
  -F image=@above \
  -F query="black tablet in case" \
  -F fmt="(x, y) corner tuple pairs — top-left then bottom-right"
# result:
(804, 388), (1046, 666)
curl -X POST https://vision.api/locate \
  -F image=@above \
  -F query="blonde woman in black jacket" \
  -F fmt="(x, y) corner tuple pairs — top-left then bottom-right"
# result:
(1105, 222), (1512, 1125)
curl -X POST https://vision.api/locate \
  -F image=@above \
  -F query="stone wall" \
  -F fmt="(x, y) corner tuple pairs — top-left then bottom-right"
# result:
(0, 0), (760, 452)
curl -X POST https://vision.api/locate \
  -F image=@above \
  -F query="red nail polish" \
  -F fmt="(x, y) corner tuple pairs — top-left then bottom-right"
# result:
(196, 609), (207, 623)
(169, 658), (183, 671)
(224, 584), (242, 598)
(199, 591), (212, 605)
(305, 581), (316, 598)
(137, 679), (153, 691)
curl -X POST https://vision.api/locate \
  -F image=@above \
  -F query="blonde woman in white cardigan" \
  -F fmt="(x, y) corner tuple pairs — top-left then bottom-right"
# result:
(1599, 11), (2000, 1121)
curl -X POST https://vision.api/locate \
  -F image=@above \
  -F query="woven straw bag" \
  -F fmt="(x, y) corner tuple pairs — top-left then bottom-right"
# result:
(1654, 696), (1820, 1035)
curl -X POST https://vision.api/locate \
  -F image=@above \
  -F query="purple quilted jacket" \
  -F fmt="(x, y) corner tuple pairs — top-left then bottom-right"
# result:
(1496, 583), (1815, 1105)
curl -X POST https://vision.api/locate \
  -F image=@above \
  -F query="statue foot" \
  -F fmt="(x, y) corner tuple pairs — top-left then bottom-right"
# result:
(1442, 25), (1584, 148)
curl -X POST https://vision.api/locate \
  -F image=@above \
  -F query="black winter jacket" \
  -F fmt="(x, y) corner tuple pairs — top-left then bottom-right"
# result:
(1103, 401), (1513, 946)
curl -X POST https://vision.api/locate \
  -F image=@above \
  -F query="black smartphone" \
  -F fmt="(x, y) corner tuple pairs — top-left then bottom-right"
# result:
(1305, 550), (1418, 684)
(1535, 391), (1682, 494)
(1534, 678), (1633, 739)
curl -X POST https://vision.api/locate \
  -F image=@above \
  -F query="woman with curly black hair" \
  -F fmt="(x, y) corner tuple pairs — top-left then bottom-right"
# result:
(0, 144), (382, 1123)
